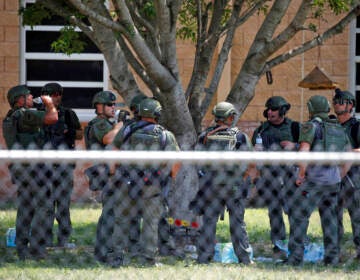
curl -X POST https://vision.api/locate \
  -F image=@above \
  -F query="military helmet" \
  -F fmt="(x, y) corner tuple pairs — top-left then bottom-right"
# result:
(263, 96), (290, 117)
(307, 95), (330, 114)
(212, 102), (237, 120)
(265, 96), (290, 110)
(7, 85), (31, 106)
(138, 98), (162, 119)
(130, 94), (147, 113)
(92, 91), (117, 107)
(333, 88), (356, 106)
(41, 82), (63, 96)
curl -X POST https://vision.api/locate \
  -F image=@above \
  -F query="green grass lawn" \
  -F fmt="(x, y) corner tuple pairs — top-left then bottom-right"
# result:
(0, 203), (359, 280)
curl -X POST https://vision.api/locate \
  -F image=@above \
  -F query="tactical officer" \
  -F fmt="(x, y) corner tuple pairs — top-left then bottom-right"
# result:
(126, 94), (147, 255)
(84, 90), (123, 263)
(111, 97), (180, 266)
(42, 82), (83, 247)
(189, 101), (254, 264)
(251, 96), (300, 255)
(332, 88), (360, 259)
(287, 95), (351, 266)
(2, 84), (58, 260)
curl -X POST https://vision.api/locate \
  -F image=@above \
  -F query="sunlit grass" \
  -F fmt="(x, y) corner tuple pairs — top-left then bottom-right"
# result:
(0, 203), (359, 279)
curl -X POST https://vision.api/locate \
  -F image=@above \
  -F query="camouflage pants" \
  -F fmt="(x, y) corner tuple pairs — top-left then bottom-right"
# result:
(197, 195), (251, 264)
(288, 181), (340, 265)
(46, 164), (74, 246)
(11, 164), (52, 258)
(338, 177), (360, 253)
(112, 184), (163, 262)
(257, 166), (297, 245)
(94, 183), (115, 263)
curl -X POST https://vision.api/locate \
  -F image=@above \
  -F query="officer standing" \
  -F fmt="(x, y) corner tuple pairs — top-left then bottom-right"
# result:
(190, 101), (254, 264)
(251, 96), (300, 254)
(41, 82), (83, 247)
(2, 84), (58, 260)
(332, 88), (360, 259)
(287, 95), (351, 266)
(84, 90), (123, 263)
(111, 97), (180, 266)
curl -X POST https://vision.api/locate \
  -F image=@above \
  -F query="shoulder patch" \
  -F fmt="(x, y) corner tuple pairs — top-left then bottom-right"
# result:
(301, 122), (313, 134)
(96, 121), (108, 131)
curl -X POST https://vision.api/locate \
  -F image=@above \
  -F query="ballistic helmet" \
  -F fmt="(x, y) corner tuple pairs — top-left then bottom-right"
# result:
(7, 85), (31, 107)
(265, 96), (290, 114)
(333, 88), (356, 106)
(307, 95), (330, 114)
(92, 91), (116, 107)
(41, 82), (63, 96)
(130, 94), (147, 113)
(138, 98), (162, 119)
(212, 102), (237, 120)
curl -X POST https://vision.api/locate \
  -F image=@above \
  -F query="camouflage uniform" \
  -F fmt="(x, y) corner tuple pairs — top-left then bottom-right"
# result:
(333, 89), (360, 258)
(287, 95), (351, 266)
(251, 97), (300, 250)
(111, 98), (179, 266)
(42, 83), (82, 247)
(84, 91), (117, 263)
(190, 102), (253, 264)
(2, 85), (54, 260)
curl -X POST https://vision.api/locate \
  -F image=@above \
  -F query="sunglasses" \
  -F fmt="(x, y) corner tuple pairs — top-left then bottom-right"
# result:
(268, 106), (280, 111)
(105, 103), (116, 107)
(332, 99), (346, 105)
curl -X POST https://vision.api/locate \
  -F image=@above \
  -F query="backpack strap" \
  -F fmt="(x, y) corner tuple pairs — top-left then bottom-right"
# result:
(121, 121), (154, 146)
(350, 119), (360, 148)
(291, 121), (300, 142)
(203, 125), (229, 145)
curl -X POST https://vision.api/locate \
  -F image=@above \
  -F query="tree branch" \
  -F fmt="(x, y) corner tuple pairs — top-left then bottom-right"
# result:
(37, 0), (97, 44)
(266, 4), (360, 71)
(66, 0), (176, 91)
(200, 0), (244, 116)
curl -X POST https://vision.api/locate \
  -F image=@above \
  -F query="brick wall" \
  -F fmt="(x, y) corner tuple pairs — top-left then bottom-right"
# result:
(0, 2), (352, 201)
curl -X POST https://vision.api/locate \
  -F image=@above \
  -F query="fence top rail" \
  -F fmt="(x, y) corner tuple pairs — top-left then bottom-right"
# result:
(0, 150), (359, 165)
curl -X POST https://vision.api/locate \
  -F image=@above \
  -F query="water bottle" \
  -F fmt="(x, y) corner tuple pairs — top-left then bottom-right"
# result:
(6, 227), (16, 247)
(255, 133), (263, 151)
(33, 97), (43, 105)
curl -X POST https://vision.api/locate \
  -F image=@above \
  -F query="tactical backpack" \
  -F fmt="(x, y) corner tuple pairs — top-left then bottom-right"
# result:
(2, 109), (18, 149)
(203, 126), (242, 151)
(312, 118), (348, 152)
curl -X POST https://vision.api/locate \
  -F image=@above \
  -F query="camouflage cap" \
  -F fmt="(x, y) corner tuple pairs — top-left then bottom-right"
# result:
(7, 85), (31, 106)
(41, 82), (63, 95)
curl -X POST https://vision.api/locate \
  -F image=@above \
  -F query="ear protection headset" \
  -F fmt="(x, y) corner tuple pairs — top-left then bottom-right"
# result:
(263, 104), (290, 118)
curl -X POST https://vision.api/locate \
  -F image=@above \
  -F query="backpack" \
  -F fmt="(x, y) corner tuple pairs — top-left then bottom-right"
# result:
(312, 118), (348, 152)
(2, 109), (17, 149)
(203, 126), (242, 151)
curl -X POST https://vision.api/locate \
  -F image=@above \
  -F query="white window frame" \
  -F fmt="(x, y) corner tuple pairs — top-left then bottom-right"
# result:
(20, 0), (109, 122)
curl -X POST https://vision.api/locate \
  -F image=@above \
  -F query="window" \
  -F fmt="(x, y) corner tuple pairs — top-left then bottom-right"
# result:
(20, 0), (108, 121)
(350, 16), (360, 113)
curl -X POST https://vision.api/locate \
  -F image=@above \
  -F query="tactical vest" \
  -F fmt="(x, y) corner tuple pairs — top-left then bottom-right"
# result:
(203, 126), (241, 151)
(2, 108), (45, 149)
(311, 118), (348, 152)
(256, 118), (299, 150)
(44, 107), (66, 149)
(124, 121), (167, 150)
(84, 118), (113, 150)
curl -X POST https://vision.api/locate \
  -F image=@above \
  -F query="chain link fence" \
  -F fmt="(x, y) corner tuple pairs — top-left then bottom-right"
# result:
(0, 149), (359, 266)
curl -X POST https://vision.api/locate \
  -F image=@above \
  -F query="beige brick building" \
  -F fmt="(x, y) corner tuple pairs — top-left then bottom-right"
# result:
(0, 1), (357, 200)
